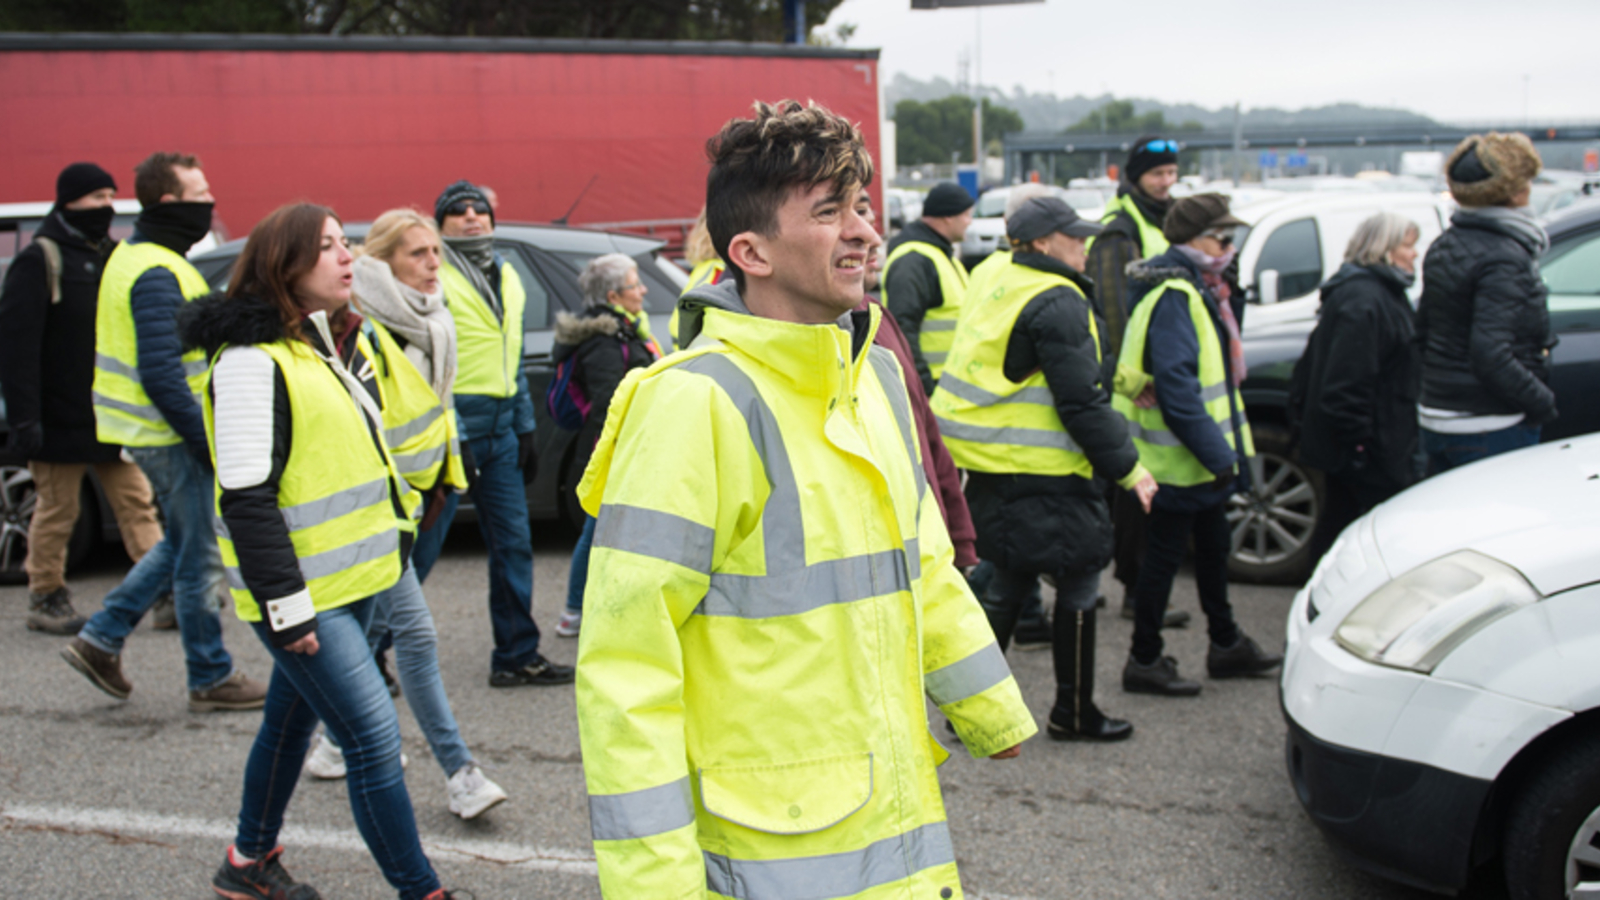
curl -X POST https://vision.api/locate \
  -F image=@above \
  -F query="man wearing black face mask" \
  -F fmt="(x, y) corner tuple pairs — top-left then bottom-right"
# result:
(64, 152), (267, 713)
(0, 163), (164, 635)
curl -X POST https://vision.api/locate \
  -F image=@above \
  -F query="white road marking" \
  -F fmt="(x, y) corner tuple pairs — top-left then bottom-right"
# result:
(1, 803), (598, 876)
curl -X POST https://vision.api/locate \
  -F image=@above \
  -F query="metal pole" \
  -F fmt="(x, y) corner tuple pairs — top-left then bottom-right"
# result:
(1232, 102), (1243, 187)
(973, 8), (983, 166)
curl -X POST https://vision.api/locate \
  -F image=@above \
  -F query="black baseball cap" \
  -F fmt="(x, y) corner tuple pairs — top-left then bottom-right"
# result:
(1007, 196), (1104, 242)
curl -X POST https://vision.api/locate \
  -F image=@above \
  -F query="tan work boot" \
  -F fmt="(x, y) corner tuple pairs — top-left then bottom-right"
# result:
(28, 587), (88, 635)
(189, 670), (268, 712)
(61, 637), (132, 700)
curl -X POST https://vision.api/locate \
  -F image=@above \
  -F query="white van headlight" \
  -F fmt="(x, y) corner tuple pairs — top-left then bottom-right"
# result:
(1334, 550), (1539, 673)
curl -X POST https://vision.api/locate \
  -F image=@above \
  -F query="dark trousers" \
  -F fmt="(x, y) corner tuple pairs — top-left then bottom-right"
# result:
(1130, 500), (1239, 665)
(1306, 467), (1405, 576)
(1110, 485), (1147, 597)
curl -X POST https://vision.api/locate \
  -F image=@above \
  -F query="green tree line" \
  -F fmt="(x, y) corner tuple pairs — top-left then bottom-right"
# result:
(894, 95), (1024, 166)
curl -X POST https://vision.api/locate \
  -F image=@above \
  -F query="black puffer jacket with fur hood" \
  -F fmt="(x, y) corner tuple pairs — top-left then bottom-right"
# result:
(551, 305), (660, 462)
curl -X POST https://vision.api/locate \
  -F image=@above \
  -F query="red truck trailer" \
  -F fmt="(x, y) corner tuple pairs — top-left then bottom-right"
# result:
(0, 33), (882, 239)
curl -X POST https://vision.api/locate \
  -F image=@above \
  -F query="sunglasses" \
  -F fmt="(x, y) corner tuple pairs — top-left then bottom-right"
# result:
(1143, 139), (1180, 154)
(445, 200), (491, 217)
(1202, 230), (1235, 247)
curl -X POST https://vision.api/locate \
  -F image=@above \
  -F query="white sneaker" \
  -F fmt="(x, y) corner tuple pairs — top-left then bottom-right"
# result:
(305, 733), (407, 780)
(305, 733), (346, 779)
(447, 764), (509, 820)
(556, 611), (581, 638)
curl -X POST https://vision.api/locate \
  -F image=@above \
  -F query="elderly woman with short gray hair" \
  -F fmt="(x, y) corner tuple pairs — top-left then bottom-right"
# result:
(1291, 210), (1423, 572)
(550, 252), (662, 636)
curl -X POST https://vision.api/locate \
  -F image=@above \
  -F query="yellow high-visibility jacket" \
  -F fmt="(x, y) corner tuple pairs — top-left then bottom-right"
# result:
(574, 281), (1037, 899)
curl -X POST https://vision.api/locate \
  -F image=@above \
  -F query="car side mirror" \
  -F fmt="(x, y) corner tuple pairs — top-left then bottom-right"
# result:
(1258, 270), (1280, 306)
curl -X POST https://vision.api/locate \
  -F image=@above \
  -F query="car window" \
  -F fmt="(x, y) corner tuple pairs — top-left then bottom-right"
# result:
(1255, 217), (1322, 300)
(497, 243), (551, 330)
(1543, 229), (1600, 300)
(549, 250), (680, 315)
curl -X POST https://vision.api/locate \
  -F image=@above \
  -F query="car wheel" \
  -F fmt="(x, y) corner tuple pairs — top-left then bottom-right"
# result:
(0, 463), (35, 584)
(1227, 424), (1323, 584)
(1504, 738), (1600, 900)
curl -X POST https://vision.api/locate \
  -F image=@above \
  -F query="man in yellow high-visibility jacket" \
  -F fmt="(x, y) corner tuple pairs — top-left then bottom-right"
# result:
(883, 181), (974, 394)
(575, 100), (1036, 898)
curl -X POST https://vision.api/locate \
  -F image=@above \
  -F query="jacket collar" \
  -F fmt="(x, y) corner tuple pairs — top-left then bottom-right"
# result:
(895, 219), (954, 255)
(1012, 251), (1095, 296)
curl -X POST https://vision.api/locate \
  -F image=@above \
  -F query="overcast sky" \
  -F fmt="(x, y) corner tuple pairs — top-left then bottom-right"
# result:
(823, 0), (1598, 124)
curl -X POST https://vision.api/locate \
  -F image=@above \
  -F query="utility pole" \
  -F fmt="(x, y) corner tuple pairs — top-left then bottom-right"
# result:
(1231, 101), (1243, 187)
(972, 8), (983, 167)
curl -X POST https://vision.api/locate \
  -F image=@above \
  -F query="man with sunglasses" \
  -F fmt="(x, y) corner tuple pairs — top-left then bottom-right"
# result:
(1115, 194), (1281, 697)
(424, 180), (573, 688)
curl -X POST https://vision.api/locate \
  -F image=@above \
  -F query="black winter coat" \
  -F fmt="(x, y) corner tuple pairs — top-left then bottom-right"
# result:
(551, 306), (659, 466)
(1292, 263), (1421, 488)
(964, 253), (1138, 577)
(1416, 211), (1557, 423)
(0, 212), (121, 463)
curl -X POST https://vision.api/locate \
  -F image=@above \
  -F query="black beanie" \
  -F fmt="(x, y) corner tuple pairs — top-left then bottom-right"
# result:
(55, 162), (117, 208)
(1125, 135), (1179, 186)
(434, 180), (494, 226)
(923, 182), (975, 218)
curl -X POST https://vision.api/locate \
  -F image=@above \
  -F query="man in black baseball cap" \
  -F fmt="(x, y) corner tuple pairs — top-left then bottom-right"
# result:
(883, 181), (975, 393)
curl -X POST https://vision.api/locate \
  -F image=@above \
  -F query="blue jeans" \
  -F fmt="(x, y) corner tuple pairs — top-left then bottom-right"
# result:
(1423, 424), (1541, 476)
(328, 567), (473, 778)
(235, 597), (440, 900)
(565, 515), (596, 614)
(409, 489), (460, 585)
(79, 444), (233, 691)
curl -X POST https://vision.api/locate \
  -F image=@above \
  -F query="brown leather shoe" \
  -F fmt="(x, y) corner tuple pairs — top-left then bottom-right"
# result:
(61, 637), (132, 700)
(28, 587), (88, 635)
(189, 670), (268, 712)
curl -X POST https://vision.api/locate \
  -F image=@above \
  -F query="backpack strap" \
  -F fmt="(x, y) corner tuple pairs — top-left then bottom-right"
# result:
(35, 236), (62, 304)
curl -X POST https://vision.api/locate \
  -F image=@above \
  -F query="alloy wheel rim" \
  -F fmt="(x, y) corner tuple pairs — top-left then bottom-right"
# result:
(1568, 803), (1600, 898)
(0, 465), (35, 574)
(1227, 452), (1317, 567)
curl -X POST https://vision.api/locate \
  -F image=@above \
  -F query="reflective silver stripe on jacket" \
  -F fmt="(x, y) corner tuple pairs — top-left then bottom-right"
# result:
(218, 478), (398, 589)
(91, 390), (164, 422)
(94, 351), (208, 382)
(924, 351), (948, 365)
(924, 642), (1010, 706)
(934, 416), (1083, 453)
(392, 444), (447, 475)
(595, 503), (716, 573)
(703, 820), (955, 900)
(1198, 381), (1228, 404)
(589, 776), (695, 842)
(937, 373), (1054, 409)
(675, 352), (924, 619)
(920, 319), (957, 332)
(1125, 408), (1248, 450)
(279, 478), (391, 531)
(222, 529), (398, 590)
(384, 405), (444, 448)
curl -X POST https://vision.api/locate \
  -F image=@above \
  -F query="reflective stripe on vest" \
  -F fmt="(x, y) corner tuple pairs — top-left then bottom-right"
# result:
(588, 776), (695, 842)
(883, 241), (969, 382)
(206, 340), (408, 617)
(929, 262), (1099, 477)
(442, 261), (525, 399)
(592, 349), (926, 620)
(93, 241), (213, 447)
(1085, 193), (1170, 259)
(702, 820), (956, 900)
(1114, 278), (1254, 487)
(361, 320), (467, 491)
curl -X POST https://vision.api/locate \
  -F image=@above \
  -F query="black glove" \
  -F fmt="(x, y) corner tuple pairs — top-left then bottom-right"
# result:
(4, 421), (43, 461)
(458, 438), (479, 486)
(517, 431), (537, 480)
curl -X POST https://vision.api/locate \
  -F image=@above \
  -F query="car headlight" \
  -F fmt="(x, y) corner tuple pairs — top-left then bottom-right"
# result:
(1334, 550), (1540, 673)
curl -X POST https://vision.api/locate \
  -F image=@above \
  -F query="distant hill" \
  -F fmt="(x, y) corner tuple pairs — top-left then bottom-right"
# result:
(885, 73), (1441, 134)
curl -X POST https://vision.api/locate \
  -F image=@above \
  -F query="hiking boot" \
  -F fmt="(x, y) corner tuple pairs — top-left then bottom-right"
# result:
(489, 653), (575, 687)
(212, 845), (321, 900)
(1207, 633), (1284, 679)
(555, 611), (581, 638)
(27, 586), (87, 635)
(61, 636), (131, 700)
(447, 763), (509, 820)
(190, 670), (268, 712)
(1120, 595), (1192, 629)
(1123, 654), (1202, 697)
(151, 593), (177, 631)
(1011, 615), (1051, 651)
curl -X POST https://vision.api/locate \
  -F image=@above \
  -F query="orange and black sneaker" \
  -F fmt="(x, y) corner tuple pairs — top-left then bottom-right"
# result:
(212, 845), (321, 900)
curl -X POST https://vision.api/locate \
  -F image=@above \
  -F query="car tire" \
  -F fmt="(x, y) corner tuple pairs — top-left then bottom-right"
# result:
(1503, 737), (1600, 900)
(1227, 424), (1324, 584)
(0, 463), (35, 585)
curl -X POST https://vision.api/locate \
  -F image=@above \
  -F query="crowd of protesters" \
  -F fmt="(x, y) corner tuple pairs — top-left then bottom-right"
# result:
(0, 112), (1557, 897)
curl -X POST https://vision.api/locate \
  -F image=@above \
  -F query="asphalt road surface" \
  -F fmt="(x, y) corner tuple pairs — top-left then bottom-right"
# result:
(0, 527), (1505, 899)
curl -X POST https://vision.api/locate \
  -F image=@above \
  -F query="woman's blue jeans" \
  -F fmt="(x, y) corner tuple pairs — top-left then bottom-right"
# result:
(234, 597), (440, 900)
(565, 515), (597, 614)
(1423, 424), (1541, 476)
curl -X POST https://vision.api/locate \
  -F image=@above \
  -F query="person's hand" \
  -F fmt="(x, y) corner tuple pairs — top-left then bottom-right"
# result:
(1133, 472), (1158, 514)
(989, 745), (1021, 760)
(285, 633), (320, 655)
(4, 421), (42, 460)
(1134, 383), (1158, 409)
(517, 431), (537, 478)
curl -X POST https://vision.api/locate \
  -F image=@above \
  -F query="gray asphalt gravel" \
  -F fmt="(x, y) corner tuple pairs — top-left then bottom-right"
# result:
(0, 527), (1505, 899)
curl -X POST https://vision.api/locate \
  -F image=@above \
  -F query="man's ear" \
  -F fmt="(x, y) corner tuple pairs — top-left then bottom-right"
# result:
(159, 194), (179, 204)
(727, 232), (772, 280)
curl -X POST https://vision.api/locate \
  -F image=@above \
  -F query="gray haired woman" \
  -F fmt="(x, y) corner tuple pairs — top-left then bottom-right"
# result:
(1291, 211), (1422, 572)
(550, 253), (661, 636)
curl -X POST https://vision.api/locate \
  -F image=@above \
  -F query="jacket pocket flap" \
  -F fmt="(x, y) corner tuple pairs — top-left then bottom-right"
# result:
(699, 752), (873, 835)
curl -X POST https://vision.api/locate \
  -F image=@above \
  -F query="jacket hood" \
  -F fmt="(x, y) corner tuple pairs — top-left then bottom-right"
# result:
(178, 292), (287, 357)
(676, 279), (755, 349)
(551, 308), (621, 363)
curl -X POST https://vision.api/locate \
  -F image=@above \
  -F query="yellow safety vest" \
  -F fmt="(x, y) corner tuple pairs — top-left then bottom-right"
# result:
(1086, 193), (1170, 259)
(360, 320), (468, 492)
(958, 248), (1011, 330)
(441, 261), (525, 398)
(205, 339), (417, 620)
(931, 262), (1099, 478)
(573, 299), (1035, 898)
(1115, 278), (1254, 487)
(93, 241), (212, 446)
(884, 240), (969, 382)
(671, 258), (727, 350)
